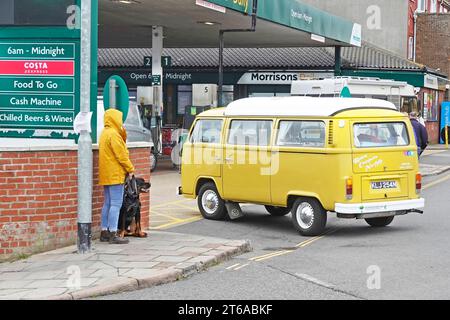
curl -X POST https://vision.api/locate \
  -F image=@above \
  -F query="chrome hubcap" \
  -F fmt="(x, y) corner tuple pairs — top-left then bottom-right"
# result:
(296, 202), (315, 229)
(202, 190), (219, 215)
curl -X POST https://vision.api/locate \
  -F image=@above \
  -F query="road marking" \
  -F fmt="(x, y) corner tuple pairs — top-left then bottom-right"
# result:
(295, 273), (335, 289)
(247, 228), (340, 263)
(234, 263), (250, 270)
(150, 216), (202, 229)
(151, 199), (191, 209)
(248, 250), (288, 261)
(172, 202), (199, 211)
(296, 228), (340, 248)
(423, 174), (450, 190)
(150, 210), (184, 221)
(252, 250), (294, 262)
(226, 263), (241, 270)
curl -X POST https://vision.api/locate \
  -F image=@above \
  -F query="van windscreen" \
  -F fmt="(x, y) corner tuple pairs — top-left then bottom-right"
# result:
(353, 122), (409, 148)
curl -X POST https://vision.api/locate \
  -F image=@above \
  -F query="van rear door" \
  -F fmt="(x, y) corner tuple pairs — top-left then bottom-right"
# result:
(352, 121), (417, 201)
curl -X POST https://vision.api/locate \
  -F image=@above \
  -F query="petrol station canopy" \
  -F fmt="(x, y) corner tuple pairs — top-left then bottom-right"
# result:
(99, 0), (362, 48)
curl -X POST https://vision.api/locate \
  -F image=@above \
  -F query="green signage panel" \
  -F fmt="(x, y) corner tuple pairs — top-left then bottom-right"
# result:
(0, 110), (74, 129)
(152, 75), (161, 86)
(207, 0), (253, 14)
(0, 77), (74, 93)
(0, 40), (79, 132)
(0, 94), (74, 110)
(0, 0), (99, 142)
(0, 43), (75, 59)
(144, 56), (172, 68)
(256, 0), (361, 46)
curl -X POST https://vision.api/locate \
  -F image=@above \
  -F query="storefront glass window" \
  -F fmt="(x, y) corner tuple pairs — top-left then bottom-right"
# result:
(221, 85), (234, 106)
(423, 91), (438, 121)
(177, 85), (192, 115)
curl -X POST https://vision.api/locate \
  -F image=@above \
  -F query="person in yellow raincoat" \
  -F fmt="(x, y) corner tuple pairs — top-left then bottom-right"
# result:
(99, 109), (135, 244)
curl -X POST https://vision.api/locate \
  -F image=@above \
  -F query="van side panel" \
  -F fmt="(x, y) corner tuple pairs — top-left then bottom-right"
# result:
(271, 150), (352, 210)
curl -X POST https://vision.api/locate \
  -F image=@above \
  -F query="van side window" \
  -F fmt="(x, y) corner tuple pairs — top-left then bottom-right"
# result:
(228, 120), (272, 146)
(190, 119), (223, 144)
(277, 121), (326, 147)
(353, 122), (409, 148)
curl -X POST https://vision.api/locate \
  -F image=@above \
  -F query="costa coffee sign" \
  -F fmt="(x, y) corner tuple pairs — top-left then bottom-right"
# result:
(0, 60), (74, 76)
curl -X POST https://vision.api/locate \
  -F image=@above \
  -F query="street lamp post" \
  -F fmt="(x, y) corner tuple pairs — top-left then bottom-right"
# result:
(77, 0), (93, 253)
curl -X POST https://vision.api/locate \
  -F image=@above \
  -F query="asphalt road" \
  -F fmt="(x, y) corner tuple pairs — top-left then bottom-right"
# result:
(102, 149), (450, 300)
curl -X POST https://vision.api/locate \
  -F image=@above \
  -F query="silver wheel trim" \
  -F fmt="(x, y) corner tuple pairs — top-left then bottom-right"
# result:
(296, 202), (315, 229)
(201, 190), (219, 215)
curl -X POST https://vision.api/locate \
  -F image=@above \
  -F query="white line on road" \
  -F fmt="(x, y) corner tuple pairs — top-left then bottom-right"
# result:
(226, 263), (241, 270)
(295, 273), (335, 289)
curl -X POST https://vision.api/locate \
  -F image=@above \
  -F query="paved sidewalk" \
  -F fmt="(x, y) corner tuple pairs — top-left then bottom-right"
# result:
(0, 231), (251, 300)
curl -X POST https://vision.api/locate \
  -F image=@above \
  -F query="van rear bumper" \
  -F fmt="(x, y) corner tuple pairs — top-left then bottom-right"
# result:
(335, 198), (425, 215)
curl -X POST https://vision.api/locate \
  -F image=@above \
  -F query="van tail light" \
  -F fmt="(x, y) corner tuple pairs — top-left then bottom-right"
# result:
(416, 173), (422, 194)
(346, 177), (353, 200)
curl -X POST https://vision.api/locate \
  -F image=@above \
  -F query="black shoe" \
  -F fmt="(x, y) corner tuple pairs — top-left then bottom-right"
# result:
(100, 230), (110, 242)
(109, 231), (129, 244)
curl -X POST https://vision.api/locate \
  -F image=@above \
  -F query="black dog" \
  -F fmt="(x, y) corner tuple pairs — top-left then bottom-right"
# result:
(118, 175), (150, 238)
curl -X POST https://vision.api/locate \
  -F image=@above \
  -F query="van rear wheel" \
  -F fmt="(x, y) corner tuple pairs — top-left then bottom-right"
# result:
(365, 216), (394, 227)
(291, 198), (327, 236)
(265, 206), (290, 216)
(197, 182), (227, 220)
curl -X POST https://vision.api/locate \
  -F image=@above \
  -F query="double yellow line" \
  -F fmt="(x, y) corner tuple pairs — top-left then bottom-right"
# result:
(248, 228), (340, 262)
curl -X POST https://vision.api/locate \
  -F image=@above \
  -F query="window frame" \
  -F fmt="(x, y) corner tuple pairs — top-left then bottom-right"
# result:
(189, 118), (224, 144)
(352, 121), (411, 149)
(226, 119), (273, 147)
(275, 120), (327, 148)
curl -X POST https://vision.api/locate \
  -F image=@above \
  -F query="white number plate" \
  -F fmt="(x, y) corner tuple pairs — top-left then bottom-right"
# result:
(371, 181), (398, 189)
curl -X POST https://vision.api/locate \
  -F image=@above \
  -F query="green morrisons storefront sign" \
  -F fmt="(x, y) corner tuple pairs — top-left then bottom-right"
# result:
(207, 0), (361, 46)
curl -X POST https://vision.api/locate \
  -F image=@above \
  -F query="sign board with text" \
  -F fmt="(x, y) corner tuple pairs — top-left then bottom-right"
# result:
(0, 0), (98, 142)
(144, 56), (172, 68)
(0, 41), (79, 131)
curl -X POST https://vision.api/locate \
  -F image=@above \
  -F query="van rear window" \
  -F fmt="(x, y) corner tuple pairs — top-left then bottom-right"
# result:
(353, 122), (409, 148)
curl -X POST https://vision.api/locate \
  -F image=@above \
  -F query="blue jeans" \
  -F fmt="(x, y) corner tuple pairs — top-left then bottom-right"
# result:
(101, 184), (124, 232)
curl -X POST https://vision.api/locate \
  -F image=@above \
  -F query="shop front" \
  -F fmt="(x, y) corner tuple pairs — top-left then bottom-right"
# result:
(98, 69), (334, 128)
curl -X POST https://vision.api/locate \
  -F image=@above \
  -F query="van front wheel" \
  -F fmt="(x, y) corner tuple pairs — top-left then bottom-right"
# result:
(291, 198), (327, 236)
(365, 216), (394, 227)
(265, 206), (290, 216)
(197, 183), (227, 220)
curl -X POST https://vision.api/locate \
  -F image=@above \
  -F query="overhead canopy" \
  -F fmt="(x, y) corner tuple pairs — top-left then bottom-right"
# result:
(99, 0), (361, 48)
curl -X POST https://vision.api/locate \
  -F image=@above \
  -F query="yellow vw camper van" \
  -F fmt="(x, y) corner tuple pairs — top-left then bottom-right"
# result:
(179, 97), (425, 236)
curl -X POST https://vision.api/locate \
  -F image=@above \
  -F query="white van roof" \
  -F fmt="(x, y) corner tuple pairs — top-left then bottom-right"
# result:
(225, 97), (397, 117)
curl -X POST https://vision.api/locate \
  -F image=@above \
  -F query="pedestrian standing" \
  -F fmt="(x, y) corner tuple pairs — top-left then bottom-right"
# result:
(99, 108), (135, 244)
(409, 111), (428, 157)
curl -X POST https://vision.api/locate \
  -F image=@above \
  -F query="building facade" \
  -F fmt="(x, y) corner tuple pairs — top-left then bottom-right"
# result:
(98, 44), (449, 143)
(302, 0), (449, 60)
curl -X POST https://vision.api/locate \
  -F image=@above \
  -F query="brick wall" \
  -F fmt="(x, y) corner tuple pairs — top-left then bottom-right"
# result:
(0, 144), (151, 261)
(416, 13), (450, 78)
